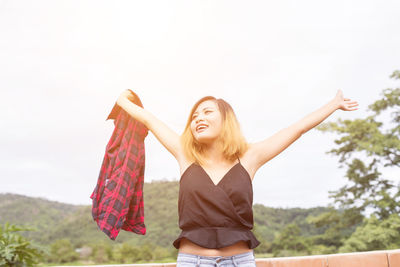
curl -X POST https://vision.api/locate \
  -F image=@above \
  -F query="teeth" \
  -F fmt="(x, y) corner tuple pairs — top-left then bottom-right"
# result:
(197, 125), (208, 131)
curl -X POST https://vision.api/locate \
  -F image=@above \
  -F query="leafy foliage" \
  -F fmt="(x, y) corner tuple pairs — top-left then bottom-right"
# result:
(310, 70), (400, 252)
(88, 241), (113, 263)
(339, 213), (400, 252)
(0, 193), (80, 245)
(316, 71), (400, 217)
(46, 239), (79, 264)
(270, 223), (310, 256)
(0, 222), (44, 267)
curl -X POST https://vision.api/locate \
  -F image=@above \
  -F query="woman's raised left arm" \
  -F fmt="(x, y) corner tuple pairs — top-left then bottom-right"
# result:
(246, 90), (358, 174)
(294, 89), (358, 134)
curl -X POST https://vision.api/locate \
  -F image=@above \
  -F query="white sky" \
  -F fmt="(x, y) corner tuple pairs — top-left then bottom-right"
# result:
(0, 0), (399, 208)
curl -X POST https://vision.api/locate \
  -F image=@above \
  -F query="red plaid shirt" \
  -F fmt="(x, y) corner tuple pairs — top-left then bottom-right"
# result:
(90, 90), (148, 240)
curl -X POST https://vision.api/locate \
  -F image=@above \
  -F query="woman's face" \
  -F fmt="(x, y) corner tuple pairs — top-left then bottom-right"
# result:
(190, 100), (223, 145)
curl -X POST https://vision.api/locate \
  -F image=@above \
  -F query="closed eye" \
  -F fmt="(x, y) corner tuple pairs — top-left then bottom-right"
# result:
(191, 109), (213, 120)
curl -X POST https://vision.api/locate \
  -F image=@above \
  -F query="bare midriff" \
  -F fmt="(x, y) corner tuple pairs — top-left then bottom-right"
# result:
(178, 237), (253, 257)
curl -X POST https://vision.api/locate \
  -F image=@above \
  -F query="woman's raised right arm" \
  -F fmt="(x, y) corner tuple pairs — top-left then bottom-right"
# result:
(116, 90), (184, 162)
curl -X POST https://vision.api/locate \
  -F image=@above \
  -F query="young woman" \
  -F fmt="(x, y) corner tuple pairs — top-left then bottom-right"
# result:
(116, 89), (358, 267)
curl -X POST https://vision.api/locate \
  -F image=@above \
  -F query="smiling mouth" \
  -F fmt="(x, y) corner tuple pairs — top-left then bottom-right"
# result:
(196, 125), (208, 132)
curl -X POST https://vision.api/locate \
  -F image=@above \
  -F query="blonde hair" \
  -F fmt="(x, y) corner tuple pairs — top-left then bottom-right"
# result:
(180, 96), (249, 166)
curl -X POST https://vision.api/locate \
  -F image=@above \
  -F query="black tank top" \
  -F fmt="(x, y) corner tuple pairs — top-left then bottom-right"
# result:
(172, 157), (260, 249)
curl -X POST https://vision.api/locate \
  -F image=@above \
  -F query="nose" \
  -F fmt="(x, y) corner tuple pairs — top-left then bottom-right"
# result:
(195, 115), (205, 124)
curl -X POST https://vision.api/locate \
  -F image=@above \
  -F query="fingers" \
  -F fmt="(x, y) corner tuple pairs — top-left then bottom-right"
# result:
(348, 101), (358, 106)
(347, 104), (359, 110)
(344, 99), (358, 105)
(339, 92), (359, 111)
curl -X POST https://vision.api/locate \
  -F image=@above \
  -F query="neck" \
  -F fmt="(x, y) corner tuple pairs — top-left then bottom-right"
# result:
(201, 141), (229, 165)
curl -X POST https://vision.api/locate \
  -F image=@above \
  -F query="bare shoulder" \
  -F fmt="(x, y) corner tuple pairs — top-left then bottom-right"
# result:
(239, 144), (259, 181)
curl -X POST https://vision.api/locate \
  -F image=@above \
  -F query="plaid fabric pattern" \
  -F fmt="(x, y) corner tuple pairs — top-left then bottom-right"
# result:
(90, 91), (148, 240)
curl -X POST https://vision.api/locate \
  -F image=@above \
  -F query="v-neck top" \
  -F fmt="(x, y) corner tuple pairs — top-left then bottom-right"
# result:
(172, 158), (260, 249)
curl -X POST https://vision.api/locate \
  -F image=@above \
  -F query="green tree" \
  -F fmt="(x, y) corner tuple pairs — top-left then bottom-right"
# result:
(138, 243), (155, 261)
(47, 239), (79, 264)
(309, 70), (400, 251)
(339, 213), (400, 252)
(89, 242), (113, 264)
(0, 222), (44, 267)
(253, 224), (271, 254)
(113, 242), (140, 263)
(270, 223), (310, 257)
(307, 207), (362, 250)
(152, 246), (171, 260)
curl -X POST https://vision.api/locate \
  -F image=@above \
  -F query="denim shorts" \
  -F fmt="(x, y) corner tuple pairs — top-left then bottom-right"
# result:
(176, 251), (256, 267)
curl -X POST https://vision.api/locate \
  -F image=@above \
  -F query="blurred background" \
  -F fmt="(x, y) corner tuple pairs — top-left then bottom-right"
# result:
(0, 0), (399, 265)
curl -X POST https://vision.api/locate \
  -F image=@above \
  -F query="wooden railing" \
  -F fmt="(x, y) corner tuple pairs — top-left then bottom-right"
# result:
(67, 249), (400, 267)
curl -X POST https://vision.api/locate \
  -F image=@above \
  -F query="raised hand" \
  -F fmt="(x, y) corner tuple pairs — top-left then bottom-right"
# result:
(333, 89), (359, 111)
(117, 89), (136, 105)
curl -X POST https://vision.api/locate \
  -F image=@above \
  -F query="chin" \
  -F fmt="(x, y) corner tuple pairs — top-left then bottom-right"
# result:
(195, 136), (217, 145)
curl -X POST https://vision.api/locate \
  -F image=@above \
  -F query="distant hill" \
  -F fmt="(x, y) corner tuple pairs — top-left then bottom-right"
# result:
(0, 180), (329, 248)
